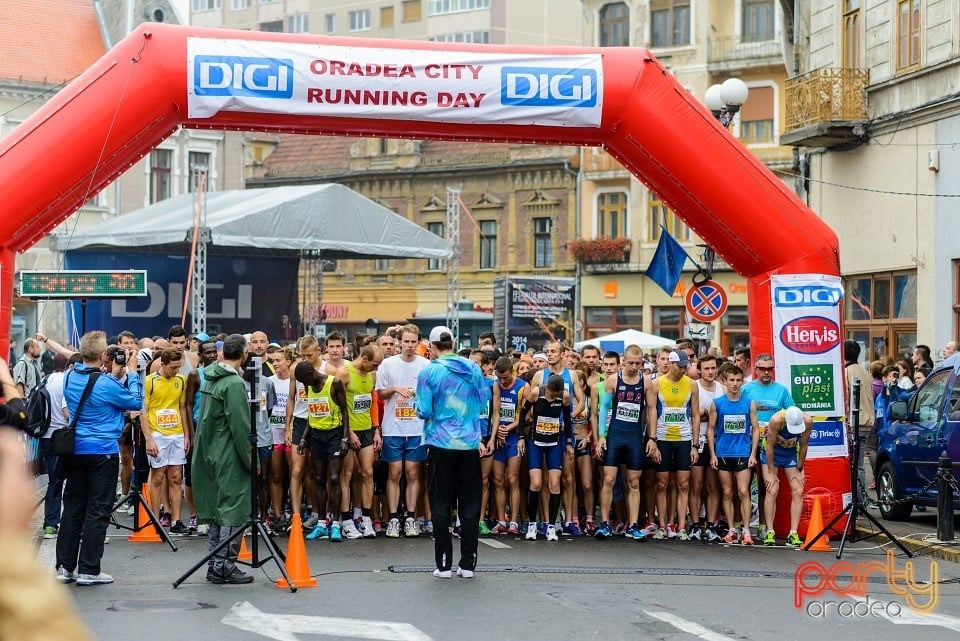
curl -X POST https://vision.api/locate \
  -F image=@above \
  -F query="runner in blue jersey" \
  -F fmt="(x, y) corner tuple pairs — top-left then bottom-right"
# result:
(707, 365), (759, 545)
(595, 345), (650, 540)
(488, 360), (529, 535)
(741, 352), (794, 539)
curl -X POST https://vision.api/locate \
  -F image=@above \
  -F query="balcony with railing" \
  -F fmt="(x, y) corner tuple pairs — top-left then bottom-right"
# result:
(781, 68), (870, 149)
(707, 33), (783, 71)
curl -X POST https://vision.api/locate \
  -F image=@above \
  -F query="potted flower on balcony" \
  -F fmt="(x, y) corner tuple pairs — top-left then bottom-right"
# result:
(568, 237), (632, 264)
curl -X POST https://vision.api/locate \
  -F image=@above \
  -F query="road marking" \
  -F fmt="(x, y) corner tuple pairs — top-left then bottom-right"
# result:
(646, 611), (736, 641)
(222, 601), (433, 641)
(854, 597), (960, 633)
(479, 538), (511, 549)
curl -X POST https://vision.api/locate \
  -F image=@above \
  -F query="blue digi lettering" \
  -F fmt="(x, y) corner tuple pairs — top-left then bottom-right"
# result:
(501, 67), (597, 108)
(773, 285), (843, 308)
(194, 56), (294, 99)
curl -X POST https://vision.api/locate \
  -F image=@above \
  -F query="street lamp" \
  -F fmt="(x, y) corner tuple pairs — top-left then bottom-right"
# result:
(704, 78), (749, 129)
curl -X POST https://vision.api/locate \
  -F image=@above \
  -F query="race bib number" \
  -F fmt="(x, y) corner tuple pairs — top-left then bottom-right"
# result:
(269, 414), (285, 426)
(535, 415), (561, 437)
(776, 435), (799, 449)
(758, 421), (768, 440)
(723, 415), (747, 435)
(615, 402), (642, 423)
(309, 399), (331, 418)
(155, 408), (180, 429)
(395, 401), (418, 421)
(352, 393), (372, 413)
(499, 401), (516, 423)
(298, 386), (307, 400)
(663, 408), (686, 426)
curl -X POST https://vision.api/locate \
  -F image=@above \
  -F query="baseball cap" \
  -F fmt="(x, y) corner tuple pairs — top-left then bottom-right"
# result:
(428, 325), (454, 343)
(668, 350), (690, 367)
(784, 407), (806, 436)
(194, 332), (210, 342)
(533, 353), (548, 361)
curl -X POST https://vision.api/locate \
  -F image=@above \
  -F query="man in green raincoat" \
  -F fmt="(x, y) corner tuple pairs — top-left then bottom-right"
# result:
(192, 333), (254, 584)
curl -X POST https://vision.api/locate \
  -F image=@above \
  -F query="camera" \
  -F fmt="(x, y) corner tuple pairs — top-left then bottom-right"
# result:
(106, 345), (127, 366)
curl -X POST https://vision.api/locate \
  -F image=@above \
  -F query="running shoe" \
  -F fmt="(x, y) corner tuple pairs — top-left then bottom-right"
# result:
(564, 522), (583, 537)
(632, 526), (647, 541)
(196, 524), (209, 536)
(374, 520), (384, 535)
(723, 528), (739, 544)
(624, 524), (638, 538)
(652, 527), (667, 540)
(452, 525), (462, 538)
(359, 516), (376, 538)
(741, 530), (754, 546)
(160, 513), (171, 528)
(55, 567), (77, 583)
(422, 520), (434, 535)
(705, 524), (721, 543)
(306, 523), (329, 540)
(404, 517), (420, 538)
(545, 524), (559, 541)
(169, 521), (190, 535)
(43, 525), (58, 539)
(762, 530), (776, 546)
(678, 528), (690, 542)
(490, 521), (508, 535)
(594, 521), (611, 540)
(525, 522), (538, 541)
(478, 520), (492, 536)
(76, 572), (113, 586)
(302, 513), (320, 530)
(665, 524), (678, 539)
(433, 568), (452, 579)
(342, 518), (362, 540)
(584, 520), (597, 536)
(641, 522), (659, 537)
(756, 524), (768, 541)
(188, 515), (198, 530)
(507, 521), (520, 535)
(456, 567), (475, 579)
(385, 518), (401, 539)
(613, 522), (626, 536)
(786, 531), (802, 548)
(689, 524), (702, 541)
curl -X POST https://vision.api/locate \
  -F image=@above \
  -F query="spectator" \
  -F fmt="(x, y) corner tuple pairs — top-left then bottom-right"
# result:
(56, 331), (142, 586)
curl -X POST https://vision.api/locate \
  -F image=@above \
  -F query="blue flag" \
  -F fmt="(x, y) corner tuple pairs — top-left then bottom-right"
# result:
(645, 227), (689, 295)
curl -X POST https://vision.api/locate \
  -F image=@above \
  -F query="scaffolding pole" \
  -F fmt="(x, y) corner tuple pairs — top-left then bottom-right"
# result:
(445, 188), (461, 343)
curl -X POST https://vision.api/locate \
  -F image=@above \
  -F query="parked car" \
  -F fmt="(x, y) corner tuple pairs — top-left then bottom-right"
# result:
(874, 355), (960, 520)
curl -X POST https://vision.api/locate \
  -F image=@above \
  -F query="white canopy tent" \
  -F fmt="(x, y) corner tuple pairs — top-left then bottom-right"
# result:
(575, 329), (676, 353)
(52, 183), (453, 259)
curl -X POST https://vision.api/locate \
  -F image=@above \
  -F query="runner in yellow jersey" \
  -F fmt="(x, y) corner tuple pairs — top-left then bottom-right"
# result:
(142, 347), (190, 535)
(294, 361), (353, 542)
(646, 350), (700, 541)
(336, 344), (383, 539)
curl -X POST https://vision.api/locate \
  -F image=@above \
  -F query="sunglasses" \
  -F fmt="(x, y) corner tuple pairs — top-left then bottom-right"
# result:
(756, 366), (775, 372)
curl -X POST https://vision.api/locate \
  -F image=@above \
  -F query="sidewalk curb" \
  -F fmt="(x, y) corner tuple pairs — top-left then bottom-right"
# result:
(856, 526), (960, 564)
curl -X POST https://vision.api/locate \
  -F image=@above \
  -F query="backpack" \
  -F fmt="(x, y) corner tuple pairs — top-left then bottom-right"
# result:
(23, 374), (53, 438)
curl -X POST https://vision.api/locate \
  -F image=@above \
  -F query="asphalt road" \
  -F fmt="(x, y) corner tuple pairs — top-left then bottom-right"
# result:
(41, 522), (960, 641)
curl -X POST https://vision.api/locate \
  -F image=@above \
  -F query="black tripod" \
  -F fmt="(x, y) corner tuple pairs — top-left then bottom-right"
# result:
(804, 378), (913, 558)
(109, 415), (178, 552)
(173, 357), (295, 590)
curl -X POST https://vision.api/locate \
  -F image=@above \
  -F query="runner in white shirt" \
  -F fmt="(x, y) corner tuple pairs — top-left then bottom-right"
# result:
(375, 325), (430, 538)
(690, 354), (724, 542)
(267, 347), (294, 533)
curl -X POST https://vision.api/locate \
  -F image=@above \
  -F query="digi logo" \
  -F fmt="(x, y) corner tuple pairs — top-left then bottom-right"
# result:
(194, 56), (294, 99)
(774, 285), (843, 308)
(501, 67), (597, 108)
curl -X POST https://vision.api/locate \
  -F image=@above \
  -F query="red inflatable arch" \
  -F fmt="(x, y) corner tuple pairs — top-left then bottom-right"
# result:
(1, 24), (844, 537)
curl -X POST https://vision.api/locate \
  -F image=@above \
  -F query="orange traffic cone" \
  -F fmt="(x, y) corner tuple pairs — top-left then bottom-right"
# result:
(128, 484), (161, 543)
(276, 513), (317, 589)
(803, 496), (832, 552)
(238, 534), (252, 563)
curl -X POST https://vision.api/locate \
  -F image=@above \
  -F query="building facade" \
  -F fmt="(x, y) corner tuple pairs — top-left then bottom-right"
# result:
(781, 0), (959, 362)
(575, 0), (793, 352)
(2, 0), (249, 346)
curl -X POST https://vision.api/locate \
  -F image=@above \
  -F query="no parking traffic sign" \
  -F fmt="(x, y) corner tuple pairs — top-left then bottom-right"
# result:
(684, 280), (728, 322)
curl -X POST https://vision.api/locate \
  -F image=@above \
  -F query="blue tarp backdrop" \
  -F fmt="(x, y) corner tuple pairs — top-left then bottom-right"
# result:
(64, 251), (299, 341)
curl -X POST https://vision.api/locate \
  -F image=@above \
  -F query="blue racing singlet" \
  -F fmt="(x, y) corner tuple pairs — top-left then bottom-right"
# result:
(713, 394), (753, 458)
(608, 372), (645, 434)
